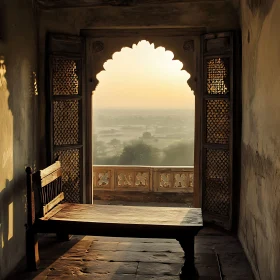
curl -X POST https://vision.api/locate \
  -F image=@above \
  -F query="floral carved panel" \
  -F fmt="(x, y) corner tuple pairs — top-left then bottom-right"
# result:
(98, 171), (110, 187)
(174, 173), (187, 188)
(135, 172), (149, 187)
(159, 173), (172, 188)
(93, 166), (194, 193)
(118, 173), (133, 187)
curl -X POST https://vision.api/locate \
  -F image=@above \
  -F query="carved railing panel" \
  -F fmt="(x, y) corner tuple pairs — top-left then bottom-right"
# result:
(153, 167), (194, 193)
(117, 172), (133, 187)
(92, 166), (194, 193)
(92, 167), (114, 190)
(115, 167), (151, 191)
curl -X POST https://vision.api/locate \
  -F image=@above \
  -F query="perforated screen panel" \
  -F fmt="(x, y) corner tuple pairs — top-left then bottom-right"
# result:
(53, 58), (79, 95)
(202, 36), (233, 228)
(206, 58), (229, 95)
(53, 100), (81, 146)
(54, 149), (81, 203)
(49, 40), (84, 204)
(204, 149), (230, 217)
(206, 99), (230, 145)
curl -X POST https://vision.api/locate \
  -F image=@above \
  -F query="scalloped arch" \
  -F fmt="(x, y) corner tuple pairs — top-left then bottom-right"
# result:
(89, 37), (197, 93)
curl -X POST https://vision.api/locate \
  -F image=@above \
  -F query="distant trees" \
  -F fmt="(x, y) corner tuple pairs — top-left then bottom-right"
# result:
(161, 141), (194, 166)
(118, 141), (160, 165)
(142, 131), (152, 139)
(94, 140), (106, 156)
(109, 138), (121, 149)
(93, 138), (194, 166)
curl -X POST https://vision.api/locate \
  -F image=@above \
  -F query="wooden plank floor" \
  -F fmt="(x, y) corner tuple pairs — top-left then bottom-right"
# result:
(7, 227), (254, 280)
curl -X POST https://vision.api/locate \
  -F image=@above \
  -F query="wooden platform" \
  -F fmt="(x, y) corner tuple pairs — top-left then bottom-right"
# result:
(38, 204), (202, 239)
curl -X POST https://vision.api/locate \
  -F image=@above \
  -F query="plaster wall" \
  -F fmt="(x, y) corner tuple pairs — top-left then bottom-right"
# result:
(0, 0), (38, 278)
(239, 0), (280, 279)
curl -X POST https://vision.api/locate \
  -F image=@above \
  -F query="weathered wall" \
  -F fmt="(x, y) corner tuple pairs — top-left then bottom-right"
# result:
(239, 0), (280, 279)
(0, 0), (38, 278)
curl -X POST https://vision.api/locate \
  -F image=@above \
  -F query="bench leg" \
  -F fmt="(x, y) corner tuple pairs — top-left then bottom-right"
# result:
(26, 229), (40, 271)
(177, 236), (197, 280)
(56, 232), (71, 241)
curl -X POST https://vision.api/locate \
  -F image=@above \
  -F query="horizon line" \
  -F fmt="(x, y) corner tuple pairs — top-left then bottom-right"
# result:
(92, 107), (195, 110)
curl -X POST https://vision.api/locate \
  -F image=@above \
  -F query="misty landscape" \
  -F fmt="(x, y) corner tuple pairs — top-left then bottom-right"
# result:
(93, 108), (194, 166)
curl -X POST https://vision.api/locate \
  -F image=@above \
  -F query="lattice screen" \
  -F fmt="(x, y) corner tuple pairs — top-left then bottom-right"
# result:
(206, 99), (230, 145)
(53, 58), (79, 95)
(204, 149), (230, 217)
(50, 55), (83, 203)
(53, 100), (81, 145)
(54, 149), (81, 203)
(203, 51), (232, 225)
(207, 58), (229, 95)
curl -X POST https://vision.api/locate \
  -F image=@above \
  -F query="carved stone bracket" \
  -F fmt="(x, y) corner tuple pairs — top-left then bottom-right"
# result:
(183, 40), (194, 52)
(92, 41), (104, 53)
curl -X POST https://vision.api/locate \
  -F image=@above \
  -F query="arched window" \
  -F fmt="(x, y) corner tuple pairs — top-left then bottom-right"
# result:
(92, 40), (195, 167)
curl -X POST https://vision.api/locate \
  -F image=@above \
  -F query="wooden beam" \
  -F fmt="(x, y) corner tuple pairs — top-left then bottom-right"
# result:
(36, 0), (226, 9)
(38, 2), (239, 30)
(81, 27), (206, 37)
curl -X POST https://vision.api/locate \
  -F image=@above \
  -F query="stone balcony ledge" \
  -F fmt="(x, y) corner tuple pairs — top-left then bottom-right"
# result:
(92, 165), (194, 193)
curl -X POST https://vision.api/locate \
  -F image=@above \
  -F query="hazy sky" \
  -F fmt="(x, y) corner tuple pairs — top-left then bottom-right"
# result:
(93, 40), (194, 110)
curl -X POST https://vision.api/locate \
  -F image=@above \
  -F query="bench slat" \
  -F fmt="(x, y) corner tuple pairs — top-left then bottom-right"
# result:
(40, 161), (61, 179)
(43, 192), (65, 215)
(41, 168), (62, 187)
(41, 203), (68, 221)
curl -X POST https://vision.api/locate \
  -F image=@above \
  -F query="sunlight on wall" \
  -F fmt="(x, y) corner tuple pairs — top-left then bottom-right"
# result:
(0, 57), (13, 193)
(8, 202), (13, 240)
(93, 40), (194, 110)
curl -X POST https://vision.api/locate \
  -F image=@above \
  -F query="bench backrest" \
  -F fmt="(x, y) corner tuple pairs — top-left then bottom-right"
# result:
(26, 161), (64, 223)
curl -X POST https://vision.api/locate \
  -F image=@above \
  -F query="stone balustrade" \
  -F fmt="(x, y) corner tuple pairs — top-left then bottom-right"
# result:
(92, 165), (194, 193)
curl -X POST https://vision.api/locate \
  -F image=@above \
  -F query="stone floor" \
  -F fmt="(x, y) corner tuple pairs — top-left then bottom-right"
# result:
(7, 227), (254, 280)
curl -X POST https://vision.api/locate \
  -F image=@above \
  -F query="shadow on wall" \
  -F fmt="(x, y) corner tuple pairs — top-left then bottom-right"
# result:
(0, 55), (36, 278)
(0, 1), (38, 278)
(0, 50), (94, 280)
(0, 57), (14, 279)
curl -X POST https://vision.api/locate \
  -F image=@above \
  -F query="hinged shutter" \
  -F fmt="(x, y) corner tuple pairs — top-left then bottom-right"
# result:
(47, 34), (86, 203)
(201, 32), (235, 230)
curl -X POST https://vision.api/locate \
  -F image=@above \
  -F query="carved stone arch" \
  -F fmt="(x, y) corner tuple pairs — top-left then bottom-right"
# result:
(83, 30), (199, 95)
(83, 29), (201, 205)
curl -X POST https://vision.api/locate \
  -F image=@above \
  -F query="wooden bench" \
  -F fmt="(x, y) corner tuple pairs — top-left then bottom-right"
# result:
(26, 161), (203, 279)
